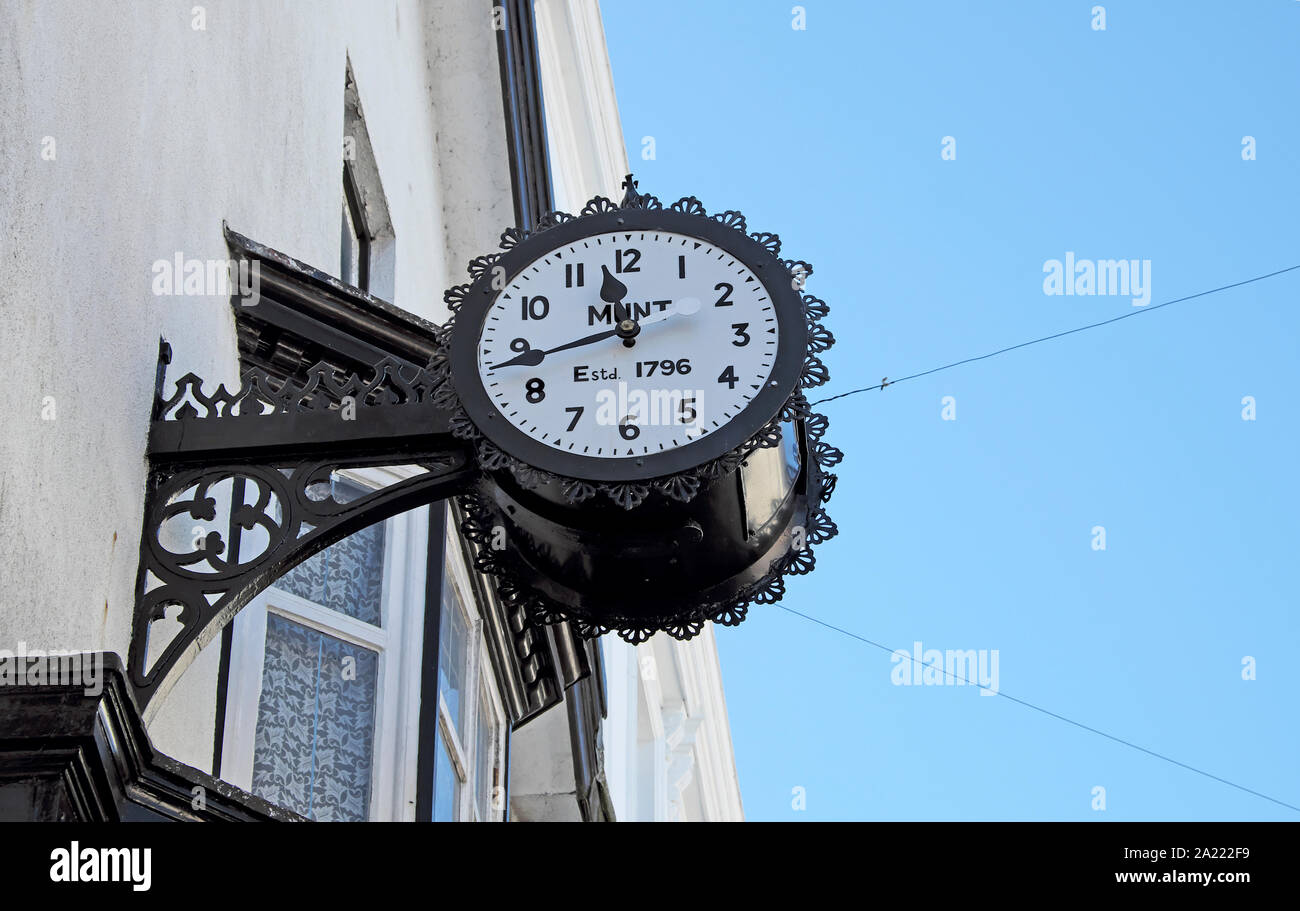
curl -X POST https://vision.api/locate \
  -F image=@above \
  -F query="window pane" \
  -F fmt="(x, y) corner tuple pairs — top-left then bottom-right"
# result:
(432, 723), (460, 822)
(278, 478), (384, 626)
(475, 686), (502, 821)
(252, 613), (379, 821)
(438, 569), (471, 735)
(341, 196), (360, 286)
(740, 424), (800, 538)
(782, 420), (801, 484)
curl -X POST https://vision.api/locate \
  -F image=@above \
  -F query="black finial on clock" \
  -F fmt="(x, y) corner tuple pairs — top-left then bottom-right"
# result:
(619, 173), (642, 208)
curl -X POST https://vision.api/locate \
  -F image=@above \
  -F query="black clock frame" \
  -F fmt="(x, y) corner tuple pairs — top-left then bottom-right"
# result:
(429, 177), (835, 509)
(449, 209), (808, 483)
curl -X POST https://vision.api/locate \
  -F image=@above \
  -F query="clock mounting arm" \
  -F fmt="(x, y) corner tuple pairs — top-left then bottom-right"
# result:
(127, 350), (477, 714)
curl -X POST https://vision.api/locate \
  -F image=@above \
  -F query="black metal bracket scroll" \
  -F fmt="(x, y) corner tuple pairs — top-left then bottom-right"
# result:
(128, 348), (475, 714)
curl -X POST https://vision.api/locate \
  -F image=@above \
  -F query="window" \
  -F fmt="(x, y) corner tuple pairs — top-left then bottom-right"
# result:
(341, 163), (371, 291)
(340, 60), (395, 300)
(216, 61), (509, 822)
(739, 421), (802, 538)
(220, 470), (428, 821)
(432, 525), (507, 821)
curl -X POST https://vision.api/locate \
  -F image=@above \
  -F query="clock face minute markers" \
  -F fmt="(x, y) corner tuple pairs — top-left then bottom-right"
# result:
(475, 230), (778, 459)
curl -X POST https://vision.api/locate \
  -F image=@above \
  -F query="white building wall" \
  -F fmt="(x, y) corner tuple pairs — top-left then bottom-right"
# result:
(0, 0), (743, 820)
(0, 0), (513, 771)
(534, 0), (744, 821)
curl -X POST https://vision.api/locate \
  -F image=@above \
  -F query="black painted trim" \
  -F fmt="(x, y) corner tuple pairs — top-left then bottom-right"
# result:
(224, 224), (441, 381)
(414, 504), (448, 822)
(0, 654), (299, 821)
(210, 623), (234, 778)
(342, 161), (372, 292)
(496, 0), (555, 230)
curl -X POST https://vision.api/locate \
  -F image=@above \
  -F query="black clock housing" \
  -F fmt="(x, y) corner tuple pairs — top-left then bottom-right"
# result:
(429, 178), (841, 642)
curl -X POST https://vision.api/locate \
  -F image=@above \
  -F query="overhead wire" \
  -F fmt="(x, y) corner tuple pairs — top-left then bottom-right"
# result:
(811, 263), (1300, 406)
(794, 263), (1300, 813)
(777, 605), (1300, 814)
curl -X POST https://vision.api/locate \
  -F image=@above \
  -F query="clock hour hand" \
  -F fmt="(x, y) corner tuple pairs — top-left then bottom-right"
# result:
(600, 264), (630, 323)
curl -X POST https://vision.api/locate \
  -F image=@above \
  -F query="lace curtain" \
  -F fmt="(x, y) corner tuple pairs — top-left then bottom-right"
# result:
(251, 477), (386, 821)
(252, 613), (379, 821)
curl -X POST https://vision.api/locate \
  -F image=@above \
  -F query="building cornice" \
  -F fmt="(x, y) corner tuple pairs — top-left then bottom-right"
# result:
(0, 653), (299, 821)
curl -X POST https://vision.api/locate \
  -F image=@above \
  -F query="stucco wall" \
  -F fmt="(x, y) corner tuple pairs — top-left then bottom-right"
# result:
(0, 0), (513, 770)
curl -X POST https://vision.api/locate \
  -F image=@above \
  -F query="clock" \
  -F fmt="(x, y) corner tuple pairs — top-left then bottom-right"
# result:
(429, 176), (841, 641)
(474, 229), (782, 470)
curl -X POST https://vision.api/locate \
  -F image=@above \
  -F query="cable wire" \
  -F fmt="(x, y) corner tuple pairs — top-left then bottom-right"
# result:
(776, 605), (1300, 815)
(811, 263), (1300, 406)
(795, 263), (1300, 811)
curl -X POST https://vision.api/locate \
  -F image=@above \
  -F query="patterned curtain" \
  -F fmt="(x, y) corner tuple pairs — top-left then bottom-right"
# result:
(252, 614), (379, 821)
(276, 478), (385, 625)
(251, 477), (386, 821)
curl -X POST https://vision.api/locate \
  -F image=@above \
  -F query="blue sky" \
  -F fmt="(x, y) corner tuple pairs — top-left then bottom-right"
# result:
(600, 0), (1299, 820)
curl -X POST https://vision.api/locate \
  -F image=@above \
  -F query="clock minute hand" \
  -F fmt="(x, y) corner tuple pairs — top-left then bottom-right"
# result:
(493, 267), (638, 369)
(490, 291), (702, 369)
(523, 301), (690, 367)
(488, 347), (545, 370)
(542, 327), (621, 357)
(489, 327), (619, 370)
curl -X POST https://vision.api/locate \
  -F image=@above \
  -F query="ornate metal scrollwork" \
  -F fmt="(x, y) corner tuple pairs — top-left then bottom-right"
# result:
(130, 356), (475, 713)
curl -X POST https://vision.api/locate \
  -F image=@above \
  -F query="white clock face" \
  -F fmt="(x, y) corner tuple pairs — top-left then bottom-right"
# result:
(475, 230), (778, 458)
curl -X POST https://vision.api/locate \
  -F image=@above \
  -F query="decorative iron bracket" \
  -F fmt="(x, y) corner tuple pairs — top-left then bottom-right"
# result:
(129, 347), (475, 715)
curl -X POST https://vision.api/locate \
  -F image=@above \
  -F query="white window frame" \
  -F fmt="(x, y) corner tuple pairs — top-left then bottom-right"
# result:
(473, 643), (508, 821)
(436, 521), (508, 822)
(221, 466), (429, 821)
(341, 59), (396, 301)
